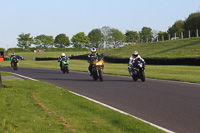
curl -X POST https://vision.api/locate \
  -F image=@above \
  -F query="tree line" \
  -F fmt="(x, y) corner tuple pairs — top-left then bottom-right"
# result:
(158, 12), (200, 40)
(17, 12), (200, 50)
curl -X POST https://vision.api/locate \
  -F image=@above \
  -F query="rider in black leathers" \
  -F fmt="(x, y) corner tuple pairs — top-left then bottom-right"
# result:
(88, 47), (99, 76)
(10, 53), (18, 67)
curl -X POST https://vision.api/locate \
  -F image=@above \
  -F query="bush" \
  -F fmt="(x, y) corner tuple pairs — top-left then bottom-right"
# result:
(0, 48), (5, 51)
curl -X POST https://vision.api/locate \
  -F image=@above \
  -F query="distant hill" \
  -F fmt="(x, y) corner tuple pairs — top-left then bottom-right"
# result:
(100, 37), (200, 59)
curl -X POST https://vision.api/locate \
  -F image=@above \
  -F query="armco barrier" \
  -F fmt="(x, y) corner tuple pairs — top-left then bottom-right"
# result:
(35, 57), (58, 61)
(35, 56), (200, 66)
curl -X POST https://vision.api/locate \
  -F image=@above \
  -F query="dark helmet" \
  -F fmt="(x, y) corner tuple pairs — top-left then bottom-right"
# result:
(91, 47), (96, 54)
(132, 51), (138, 57)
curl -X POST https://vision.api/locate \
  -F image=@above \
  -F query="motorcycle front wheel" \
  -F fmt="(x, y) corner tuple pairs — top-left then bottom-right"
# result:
(62, 66), (66, 73)
(139, 69), (145, 82)
(66, 66), (69, 74)
(99, 70), (103, 82)
(92, 70), (98, 81)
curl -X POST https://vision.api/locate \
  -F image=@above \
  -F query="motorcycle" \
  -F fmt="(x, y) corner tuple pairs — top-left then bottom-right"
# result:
(11, 57), (19, 70)
(91, 55), (105, 81)
(128, 58), (145, 82)
(61, 58), (69, 74)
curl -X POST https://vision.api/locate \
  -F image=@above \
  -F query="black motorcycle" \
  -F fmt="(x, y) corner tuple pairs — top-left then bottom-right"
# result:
(128, 58), (145, 82)
(11, 57), (19, 70)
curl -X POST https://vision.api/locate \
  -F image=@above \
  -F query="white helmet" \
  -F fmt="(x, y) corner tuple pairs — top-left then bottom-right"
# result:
(132, 51), (138, 57)
(61, 53), (66, 57)
(12, 53), (15, 56)
(91, 47), (96, 54)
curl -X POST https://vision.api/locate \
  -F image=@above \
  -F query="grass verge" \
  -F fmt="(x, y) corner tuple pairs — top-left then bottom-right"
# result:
(0, 80), (165, 132)
(1, 60), (200, 84)
(0, 71), (12, 76)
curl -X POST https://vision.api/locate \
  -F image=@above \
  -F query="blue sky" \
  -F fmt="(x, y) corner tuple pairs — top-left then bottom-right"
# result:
(0, 0), (199, 49)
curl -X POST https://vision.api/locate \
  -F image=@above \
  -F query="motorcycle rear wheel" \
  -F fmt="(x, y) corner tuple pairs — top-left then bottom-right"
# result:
(132, 75), (138, 81)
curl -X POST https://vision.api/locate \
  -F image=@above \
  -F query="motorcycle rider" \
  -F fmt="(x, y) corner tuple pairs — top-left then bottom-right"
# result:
(10, 53), (18, 67)
(58, 53), (68, 70)
(128, 51), (145, 74)
(88, 47), (99, 76)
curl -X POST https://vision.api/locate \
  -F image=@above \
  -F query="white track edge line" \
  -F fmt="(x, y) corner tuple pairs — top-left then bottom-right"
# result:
(8, 72), (39, 81)
(69, 91), (175, 133)
(8, 72), (174, 133)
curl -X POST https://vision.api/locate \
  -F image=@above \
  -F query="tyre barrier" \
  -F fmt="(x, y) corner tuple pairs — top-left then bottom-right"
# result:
(35, 56), (200, 66)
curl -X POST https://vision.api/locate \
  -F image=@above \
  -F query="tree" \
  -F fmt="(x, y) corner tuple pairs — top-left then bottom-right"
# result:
(88, 29), (104, 49)
(125, 30), (139, 43)
(34, 34), (54, 49)
(184, 12), (200, 37)
(101, 26), (111, 48)
(158, 31), (168, 41)
(54, 34), (70, 48)
(109, 28), (125, 48)
(140, 27), (152, 43)
(17, 33), (34, 49)
(71, 32), (90, 48)
(168, 20), (184, 37)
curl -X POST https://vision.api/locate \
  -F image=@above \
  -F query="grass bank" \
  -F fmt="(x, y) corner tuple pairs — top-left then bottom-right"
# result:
(100, 37), (200, 58)
(1, 60), (200, 84)
(0, 79), (164, 132)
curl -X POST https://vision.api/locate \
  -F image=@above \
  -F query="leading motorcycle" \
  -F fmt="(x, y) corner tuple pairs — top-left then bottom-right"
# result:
(91, 55), (105, 81)
(128, 58), (145, 82)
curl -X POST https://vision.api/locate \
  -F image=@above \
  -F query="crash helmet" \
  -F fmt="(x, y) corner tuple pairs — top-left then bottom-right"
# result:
(11, 53), (15, 56)
(132, 51), (138, 58)
(91, 47), (96, 54)
(61, 53), (66, 57)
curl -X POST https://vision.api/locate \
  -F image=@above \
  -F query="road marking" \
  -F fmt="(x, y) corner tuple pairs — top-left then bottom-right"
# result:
(8, 72), (39, 81)
(69, 91), (175, 133)
(7, 72), (175, 133)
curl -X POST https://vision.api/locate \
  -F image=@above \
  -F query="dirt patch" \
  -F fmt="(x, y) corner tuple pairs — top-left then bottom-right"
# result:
(31, 93), (76, 132)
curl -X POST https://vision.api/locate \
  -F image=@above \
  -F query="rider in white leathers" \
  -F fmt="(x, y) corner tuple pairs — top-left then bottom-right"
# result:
(129, 51), (145, 67)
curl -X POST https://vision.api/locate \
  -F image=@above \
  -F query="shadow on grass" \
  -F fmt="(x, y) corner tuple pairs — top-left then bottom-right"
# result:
(148, 41), (198, 56)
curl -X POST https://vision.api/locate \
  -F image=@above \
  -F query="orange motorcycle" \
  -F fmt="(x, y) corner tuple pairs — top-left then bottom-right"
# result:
(91, 55), (105, 82)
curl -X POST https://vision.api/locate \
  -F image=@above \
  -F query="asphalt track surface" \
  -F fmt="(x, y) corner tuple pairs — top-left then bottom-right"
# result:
(1, 67), (200, 133)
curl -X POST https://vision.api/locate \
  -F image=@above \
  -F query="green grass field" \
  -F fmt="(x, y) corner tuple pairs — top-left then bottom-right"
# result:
(99, 37), (200, 58)
(0, 78), (164, 132)
(1, 60), (200, 83)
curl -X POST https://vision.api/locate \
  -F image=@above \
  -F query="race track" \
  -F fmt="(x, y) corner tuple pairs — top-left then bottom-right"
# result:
(1, 67), (200, 133)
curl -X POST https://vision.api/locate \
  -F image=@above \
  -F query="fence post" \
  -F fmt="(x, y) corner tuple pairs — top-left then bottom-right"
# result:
(157, 36), (158, 42)
(175, 33), (176, 40)
(146, 38), (148, 43)
(189, 30), (190, 38)
(197, 29), (199, 37)
(181, 32), (183, 39)
(168, 34), (170, 40)
(162, 35), (164, 41)
(0, 73), (2, 88)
